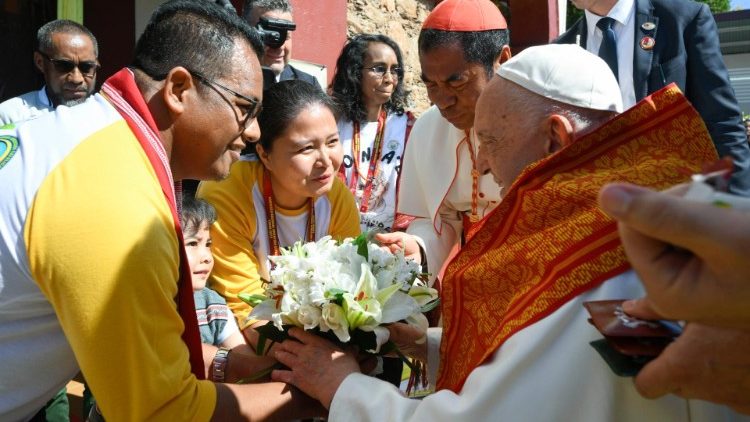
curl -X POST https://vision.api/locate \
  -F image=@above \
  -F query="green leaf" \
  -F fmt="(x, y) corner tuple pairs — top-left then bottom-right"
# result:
(255, 324), (292, 356)
(256, 334), (267, 356)
(348, 328), (378, 352)
(353, 233), (369, 260)
(376, 282), (402, 305)
(420, 298), (440, 313)
(238, 293), (267, 307)
(325, 288), (347, 306)
(392, 344), (420, 376)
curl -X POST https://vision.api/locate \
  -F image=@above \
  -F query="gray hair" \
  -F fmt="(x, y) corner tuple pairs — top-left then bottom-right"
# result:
(37, 19), (98, 57)
(242, 0), (293, 23)
(504, 80), (616, 136)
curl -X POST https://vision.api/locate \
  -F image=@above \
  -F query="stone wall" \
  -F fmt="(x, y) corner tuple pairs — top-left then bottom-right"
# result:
(346, 0), (435, 116)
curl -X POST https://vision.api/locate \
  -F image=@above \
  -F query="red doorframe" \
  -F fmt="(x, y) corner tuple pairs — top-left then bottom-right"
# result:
(84, 1), (135, 86)
(509, 0), (561, 51)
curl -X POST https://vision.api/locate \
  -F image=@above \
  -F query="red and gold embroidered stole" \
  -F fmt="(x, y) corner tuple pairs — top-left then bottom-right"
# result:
(437, 85), (718, 392)
(102, 69), (205, 379)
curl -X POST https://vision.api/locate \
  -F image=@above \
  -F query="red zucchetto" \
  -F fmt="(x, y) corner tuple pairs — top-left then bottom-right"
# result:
(422, 0), (508, 31)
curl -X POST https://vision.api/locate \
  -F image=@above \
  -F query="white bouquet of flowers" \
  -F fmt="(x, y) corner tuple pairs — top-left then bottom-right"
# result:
(240, 233), (438, 355)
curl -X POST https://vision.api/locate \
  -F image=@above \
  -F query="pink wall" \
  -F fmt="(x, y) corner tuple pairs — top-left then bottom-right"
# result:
(289, 0), (348, 86)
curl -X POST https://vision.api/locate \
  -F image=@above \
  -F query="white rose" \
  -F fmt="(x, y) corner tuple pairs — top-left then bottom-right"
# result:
(297, 304), (322, 330)
(320, 302), (350, 343)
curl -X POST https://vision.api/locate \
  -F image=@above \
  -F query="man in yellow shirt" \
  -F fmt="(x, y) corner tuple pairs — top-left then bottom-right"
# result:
(0, 1), (320, 420)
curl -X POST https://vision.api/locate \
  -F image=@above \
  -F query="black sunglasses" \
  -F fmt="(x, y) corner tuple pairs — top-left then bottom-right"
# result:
(38, 51), (99, 77)
(191, 71), (262, 129)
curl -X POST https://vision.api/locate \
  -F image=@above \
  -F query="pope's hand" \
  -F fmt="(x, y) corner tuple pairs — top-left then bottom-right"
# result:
(387, 322), (428, 362)
(272, 328), (360, 409)
(633, 323), (750, 415)
(598, 182), (750, 328)
(375, 232), (422, 263)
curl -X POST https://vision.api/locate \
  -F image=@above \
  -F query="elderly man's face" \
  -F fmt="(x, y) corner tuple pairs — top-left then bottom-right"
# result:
(474, 78), (549, 195)
(420, 42), (491, 131)
(34, 32), (98, 107)
(173, 39), (263, 181)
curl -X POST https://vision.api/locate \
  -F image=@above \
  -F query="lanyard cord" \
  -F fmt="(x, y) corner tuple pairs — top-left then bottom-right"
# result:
(262, 168), (315, 256)
(348, 108), (387, 213)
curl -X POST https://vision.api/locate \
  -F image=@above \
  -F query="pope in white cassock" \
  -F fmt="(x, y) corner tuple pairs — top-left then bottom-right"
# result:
(269, 43), (750, 422)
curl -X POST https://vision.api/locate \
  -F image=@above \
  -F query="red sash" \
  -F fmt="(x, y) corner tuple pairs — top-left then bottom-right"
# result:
(101, 68), (205, 379)
(437, 85), (719, 392)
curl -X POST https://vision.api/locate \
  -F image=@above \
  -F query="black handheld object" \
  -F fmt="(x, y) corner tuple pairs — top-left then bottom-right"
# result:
(256, 16), (296, 49)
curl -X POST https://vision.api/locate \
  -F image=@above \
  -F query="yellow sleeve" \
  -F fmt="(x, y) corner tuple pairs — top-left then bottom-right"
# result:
(197, 161), (261, 328)
(328, 177), (362, 240)
(25, 122), (215, 421)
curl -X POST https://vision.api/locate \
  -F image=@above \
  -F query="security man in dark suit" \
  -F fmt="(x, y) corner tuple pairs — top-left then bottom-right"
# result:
(556, 0), (750, 195)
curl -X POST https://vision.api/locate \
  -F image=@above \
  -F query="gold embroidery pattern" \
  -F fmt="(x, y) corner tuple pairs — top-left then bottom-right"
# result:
(437, 86), (719, 391)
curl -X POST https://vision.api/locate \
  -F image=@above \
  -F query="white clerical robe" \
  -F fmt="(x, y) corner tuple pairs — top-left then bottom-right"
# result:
(329, 270), (749, 421)
(397, 106), (501, 283)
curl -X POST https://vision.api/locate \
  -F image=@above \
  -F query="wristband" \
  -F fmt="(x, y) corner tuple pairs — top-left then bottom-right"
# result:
(212, 347), (231, 383)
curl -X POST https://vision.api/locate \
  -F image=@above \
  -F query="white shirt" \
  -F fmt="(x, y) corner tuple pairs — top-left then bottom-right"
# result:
(338, 112), (409, 233)
(584, 0), (637, 108)
(0, 86), (53, 126)
(330, 270), (750, 422)
(397, 107), (501, 284)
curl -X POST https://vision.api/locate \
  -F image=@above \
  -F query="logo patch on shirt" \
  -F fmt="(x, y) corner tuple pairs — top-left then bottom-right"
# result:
(0, 135), (19, 169)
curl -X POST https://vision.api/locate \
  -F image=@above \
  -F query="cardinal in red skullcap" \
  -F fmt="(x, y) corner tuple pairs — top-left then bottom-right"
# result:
(376, 0), (511, 288)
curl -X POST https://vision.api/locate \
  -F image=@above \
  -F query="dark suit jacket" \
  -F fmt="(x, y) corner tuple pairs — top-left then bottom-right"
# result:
(556, 0), (750, 195)
(262, 64), (321, 90)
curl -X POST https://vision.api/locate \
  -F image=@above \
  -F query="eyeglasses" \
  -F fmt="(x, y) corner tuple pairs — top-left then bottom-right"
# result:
(38, 51), (99, 77)
(363, 65), (403, 79)
(192, 72), (262, 130)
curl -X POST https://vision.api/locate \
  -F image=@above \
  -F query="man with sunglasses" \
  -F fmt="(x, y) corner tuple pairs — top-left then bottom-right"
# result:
(0, 19), (99, 125)
(0, 1), (323, 420)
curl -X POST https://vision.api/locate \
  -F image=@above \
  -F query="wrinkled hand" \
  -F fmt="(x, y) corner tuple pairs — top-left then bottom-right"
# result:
(387, 322), (428, 362)
(272, 328), (360, 409)
(375, 232), (421, 263)
(598, 183), (750, 328)
(634, 323), (750, 415)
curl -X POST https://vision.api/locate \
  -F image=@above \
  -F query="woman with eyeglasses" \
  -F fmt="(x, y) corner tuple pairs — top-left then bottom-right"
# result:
(330, 34), (414, 234)
(197, 79), (360, 332)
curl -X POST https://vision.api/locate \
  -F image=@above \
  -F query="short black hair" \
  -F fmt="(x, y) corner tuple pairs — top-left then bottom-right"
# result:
(181, 196), (217, 236)
(37, 19), (99, 57)
(133, 0), (263, 81)
(418, 29), (510, 76)
(255, 79), (337, 153)
(330, 34), (408, 124)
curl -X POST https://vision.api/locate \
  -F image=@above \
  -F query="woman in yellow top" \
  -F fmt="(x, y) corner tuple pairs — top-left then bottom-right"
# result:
(198, 80), (361, 331)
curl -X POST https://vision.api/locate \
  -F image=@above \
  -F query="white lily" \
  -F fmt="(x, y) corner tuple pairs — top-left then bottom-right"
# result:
(370, 326), (391, 353)
(243, 234), (438, 351)
(408, 284), (439, 308)
(320, 302), (350, 342)
(380, 290), (421, 324)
